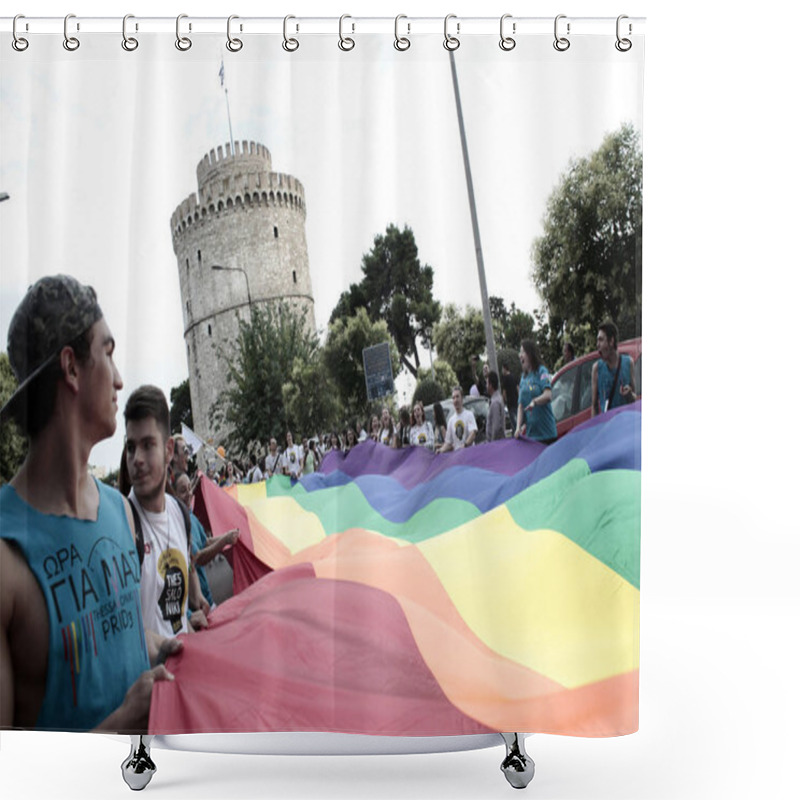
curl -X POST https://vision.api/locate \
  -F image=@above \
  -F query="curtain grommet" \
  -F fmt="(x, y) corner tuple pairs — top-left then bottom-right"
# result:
(121, 14), (138, 52)
(226, 15), (243, 52)
(63, 13), (80, 51)
(12, 15), (29, 51)
(338, 14), (355, 51)
(283, 15), (299, 52)
(553, 14), (570, 52)
(176, 14), (192, 51)
(394, 15), (410, 51)
(444, 14), (460, 51)
(499, 14), (516, 51)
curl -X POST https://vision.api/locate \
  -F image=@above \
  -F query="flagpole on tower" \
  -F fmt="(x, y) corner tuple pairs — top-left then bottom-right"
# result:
(219, 57), (235, 152)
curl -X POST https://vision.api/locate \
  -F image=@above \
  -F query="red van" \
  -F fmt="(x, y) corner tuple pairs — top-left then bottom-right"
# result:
(550, 338), (642, 438)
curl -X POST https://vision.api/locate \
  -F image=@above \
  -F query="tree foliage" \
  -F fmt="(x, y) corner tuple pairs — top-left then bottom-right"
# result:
(532, 123), (643, 343)
(282, 354), (343, 439)
(212, 303), (318, 457)
(330, 224), (441, 377)
(431, 304), (488, 391)
(412, 378), (446, 407)
(169, 378), (193, 434)
(0, 353), (26, 484)
(416, 360), (458, 396)
(322, 307), (401, 422)
(489, 296), (534, 350)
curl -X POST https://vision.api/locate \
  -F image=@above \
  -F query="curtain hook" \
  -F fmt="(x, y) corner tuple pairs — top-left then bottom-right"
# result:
(63, 13), (80, 51)
(394, 14), (410, 51)
(615, 15), (632, 52)
(12, 14), (29, 52)
(283, 15), (299, 52)
(122, 14), (138, 51)
(226, 15), (243, 52)
(176, 14), (192, 51)
(553, 14), (570, 52)
(499, 13), (516, 51)
(338, 14), (355, 51)
(443, 14), (460, 51)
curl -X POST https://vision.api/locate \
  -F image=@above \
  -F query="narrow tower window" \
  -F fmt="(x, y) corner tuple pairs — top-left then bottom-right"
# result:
(292, 270), (297, 284)
(197, 250), (202, 266)
(208, 324), (212, 337)
(274, 226), (279, 238)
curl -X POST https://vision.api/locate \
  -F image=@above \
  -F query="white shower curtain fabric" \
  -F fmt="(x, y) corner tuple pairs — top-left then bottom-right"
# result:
(0, 28), (643, 737)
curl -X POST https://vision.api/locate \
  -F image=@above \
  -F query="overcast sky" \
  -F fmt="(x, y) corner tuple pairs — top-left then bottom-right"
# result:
(1, 30), (643, 469)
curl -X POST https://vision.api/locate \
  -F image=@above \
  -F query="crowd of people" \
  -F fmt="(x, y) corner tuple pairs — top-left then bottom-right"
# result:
(0, 273), (637, 734)
(208, 336), (584, 486)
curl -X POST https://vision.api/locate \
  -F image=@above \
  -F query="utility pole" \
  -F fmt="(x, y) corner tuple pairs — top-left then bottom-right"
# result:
(449, 50), (498, 376)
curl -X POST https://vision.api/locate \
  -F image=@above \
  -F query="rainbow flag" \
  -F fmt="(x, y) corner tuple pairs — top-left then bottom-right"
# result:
(150, 403), (640, 737)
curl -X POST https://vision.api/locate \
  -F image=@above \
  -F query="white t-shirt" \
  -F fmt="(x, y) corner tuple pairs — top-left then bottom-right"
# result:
(281, 444), (305, 478)
(264, 451), (281, 476)
(130, 492), (191, 638)
(247, 465), (264, 484)
(445, 408), (477, 450)
(409, 421), (435, 451)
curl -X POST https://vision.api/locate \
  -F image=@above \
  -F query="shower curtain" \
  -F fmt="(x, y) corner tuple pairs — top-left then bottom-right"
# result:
(0, 17), (643, 739)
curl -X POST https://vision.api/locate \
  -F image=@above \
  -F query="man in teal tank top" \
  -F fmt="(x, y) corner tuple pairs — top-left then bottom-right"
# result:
(591, 321), (638, 416)
(0, 275), (178, 731)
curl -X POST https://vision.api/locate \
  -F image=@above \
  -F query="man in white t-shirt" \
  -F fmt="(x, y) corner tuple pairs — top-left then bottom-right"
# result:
(264, 437), (281, 477)
(281, 430), (305, 479)
(125, 385), (209, 638)
(438, 386), (477, 452)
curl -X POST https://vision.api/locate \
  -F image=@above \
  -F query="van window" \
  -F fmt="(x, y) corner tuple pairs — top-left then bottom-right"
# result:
(577, 358), (599, 413)
(551, 365), (578, 423)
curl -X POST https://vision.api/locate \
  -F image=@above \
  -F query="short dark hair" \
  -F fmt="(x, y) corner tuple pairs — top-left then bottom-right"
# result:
(124, 385), (170, 442)
(488, 370), (499, 391)
(598, 321), (619, 350)
(564, 342), (575, 358)
(15, 328), (93, 439)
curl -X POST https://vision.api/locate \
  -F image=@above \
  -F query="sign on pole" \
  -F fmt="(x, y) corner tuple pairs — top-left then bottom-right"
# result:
(363, 342), (395, 401)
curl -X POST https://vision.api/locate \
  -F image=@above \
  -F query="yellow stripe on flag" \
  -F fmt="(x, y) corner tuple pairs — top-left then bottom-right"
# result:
(417, 505), (639, 688)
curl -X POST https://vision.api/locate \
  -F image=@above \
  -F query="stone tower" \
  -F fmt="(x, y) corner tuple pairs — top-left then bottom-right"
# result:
(170, 140), (315, 446)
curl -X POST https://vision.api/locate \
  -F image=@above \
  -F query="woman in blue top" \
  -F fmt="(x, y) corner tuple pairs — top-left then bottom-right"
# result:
(514, 339), (557, 444)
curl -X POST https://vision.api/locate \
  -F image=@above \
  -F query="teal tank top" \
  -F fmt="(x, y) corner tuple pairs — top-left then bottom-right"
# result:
(597, 354), (633, 412)
(0, 480), (150, 730)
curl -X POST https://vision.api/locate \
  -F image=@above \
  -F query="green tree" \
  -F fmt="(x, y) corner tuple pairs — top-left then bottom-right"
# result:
(412, 378), (445, 407)
(531, 123), (642, 342)
(431, 304), (487, 390)
(505, 307), (535, 350)
(0, 353), (26, 484)
(282, 354), (343, 439)
(169, 378), (193, 434)
(322, 307), (401, 422)
(416, 360), (458, 395)
(212, 303), (318, 457)
(330, 224), (441, 377)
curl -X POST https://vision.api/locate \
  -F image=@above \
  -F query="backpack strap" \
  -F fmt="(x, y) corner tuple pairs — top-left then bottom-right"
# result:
(125, 496), (145, 567)
(174, 497), (193, 556)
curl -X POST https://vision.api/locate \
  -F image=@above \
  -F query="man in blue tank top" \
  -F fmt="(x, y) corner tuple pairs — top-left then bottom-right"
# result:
(591, 321), (638, 416)
(0, 275), (179, 732)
